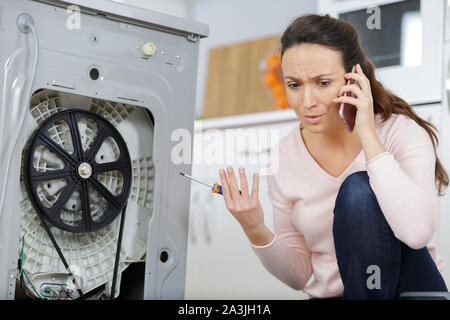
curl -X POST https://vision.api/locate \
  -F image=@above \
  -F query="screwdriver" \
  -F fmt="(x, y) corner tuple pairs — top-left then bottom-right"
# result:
(179, 172), (242, 195)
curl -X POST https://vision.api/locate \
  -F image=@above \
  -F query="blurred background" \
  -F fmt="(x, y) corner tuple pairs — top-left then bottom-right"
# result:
(112, 0), (450, 300)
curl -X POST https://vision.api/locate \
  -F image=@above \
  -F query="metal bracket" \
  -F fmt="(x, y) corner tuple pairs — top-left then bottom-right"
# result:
(187, 34), (200, 43)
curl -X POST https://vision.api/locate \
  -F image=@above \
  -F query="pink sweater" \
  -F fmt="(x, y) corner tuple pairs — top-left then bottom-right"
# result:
(251, 113), (446, 299)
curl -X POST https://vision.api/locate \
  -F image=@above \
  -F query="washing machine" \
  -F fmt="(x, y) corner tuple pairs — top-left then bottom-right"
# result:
(0, 0), (208, 300)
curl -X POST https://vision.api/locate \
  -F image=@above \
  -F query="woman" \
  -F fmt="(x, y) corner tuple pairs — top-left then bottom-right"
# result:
(218, 14), (449, 300)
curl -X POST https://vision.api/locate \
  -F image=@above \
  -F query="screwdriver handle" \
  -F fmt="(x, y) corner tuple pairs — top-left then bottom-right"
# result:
(211, 183), (223, 195)
(211, 183), (242, 195)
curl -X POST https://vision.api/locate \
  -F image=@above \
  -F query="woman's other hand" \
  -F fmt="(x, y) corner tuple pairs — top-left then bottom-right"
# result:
(219, 167), (274, 246)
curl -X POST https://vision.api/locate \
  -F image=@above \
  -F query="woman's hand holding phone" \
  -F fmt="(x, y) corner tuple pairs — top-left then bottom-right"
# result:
(334, 64), (376, 138)
(219, 167), (274, 246)
(338, 65), (359, 133)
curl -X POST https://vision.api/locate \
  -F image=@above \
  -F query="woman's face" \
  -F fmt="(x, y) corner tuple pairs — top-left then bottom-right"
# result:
(281, 43), (347, 134)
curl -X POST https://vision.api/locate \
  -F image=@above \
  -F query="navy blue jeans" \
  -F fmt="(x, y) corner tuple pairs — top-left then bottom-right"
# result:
(331, 171), (448, 300)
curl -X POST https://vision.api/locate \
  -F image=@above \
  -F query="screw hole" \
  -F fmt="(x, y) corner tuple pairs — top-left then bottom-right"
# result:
(89, 67), (100, 81)
(47, 184), (51, 188)
(160, 250), (169, 263)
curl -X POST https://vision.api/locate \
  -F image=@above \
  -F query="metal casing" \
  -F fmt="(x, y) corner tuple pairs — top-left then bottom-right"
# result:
(0, 0), (208, 299)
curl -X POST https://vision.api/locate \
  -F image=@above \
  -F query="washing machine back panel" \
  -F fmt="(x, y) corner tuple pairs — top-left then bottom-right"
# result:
(2, 0), (198, 103)
(36, 0), (209, 38)
(0, 0), (207, 299)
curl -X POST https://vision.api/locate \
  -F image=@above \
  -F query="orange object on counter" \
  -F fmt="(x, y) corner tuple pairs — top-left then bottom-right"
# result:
(263, 52), (289, 110)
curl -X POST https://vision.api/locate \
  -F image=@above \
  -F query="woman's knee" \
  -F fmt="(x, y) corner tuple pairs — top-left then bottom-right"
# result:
(333, 171), (379, 226)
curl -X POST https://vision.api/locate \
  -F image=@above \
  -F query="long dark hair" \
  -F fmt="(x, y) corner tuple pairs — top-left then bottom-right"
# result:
(280, 14), (448, 196)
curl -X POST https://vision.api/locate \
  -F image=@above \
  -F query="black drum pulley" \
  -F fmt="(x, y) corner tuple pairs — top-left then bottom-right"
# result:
(25, 109), (132, 233)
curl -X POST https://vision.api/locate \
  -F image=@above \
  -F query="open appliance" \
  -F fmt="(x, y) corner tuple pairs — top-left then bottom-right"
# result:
(0, 0), (208, 300)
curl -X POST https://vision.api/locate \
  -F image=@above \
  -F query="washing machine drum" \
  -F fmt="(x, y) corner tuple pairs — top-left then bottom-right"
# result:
(25, 109), (132, 233)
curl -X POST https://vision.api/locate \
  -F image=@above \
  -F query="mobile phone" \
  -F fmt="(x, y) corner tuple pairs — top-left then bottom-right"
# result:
(339, 65), (361, 133)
